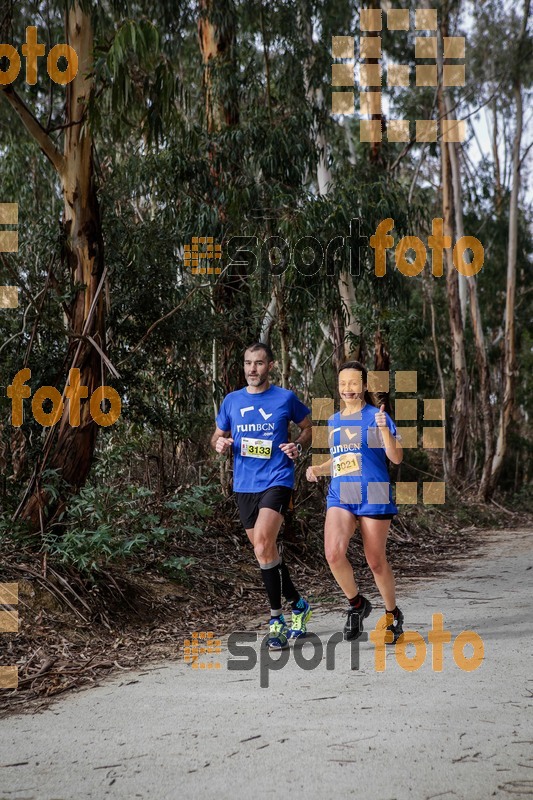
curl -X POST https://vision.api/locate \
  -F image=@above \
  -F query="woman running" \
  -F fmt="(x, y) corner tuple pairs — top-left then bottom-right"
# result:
(306, 361), (404, 642)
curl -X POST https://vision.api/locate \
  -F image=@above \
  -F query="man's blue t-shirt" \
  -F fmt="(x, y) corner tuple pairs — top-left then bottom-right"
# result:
(326, 404), (399, 515)
(216, 385), (310, 493)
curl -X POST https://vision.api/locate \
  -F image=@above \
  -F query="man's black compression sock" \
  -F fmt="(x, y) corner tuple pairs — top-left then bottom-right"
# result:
(260, 558), (283, 617)
(279, 560), (300, 606)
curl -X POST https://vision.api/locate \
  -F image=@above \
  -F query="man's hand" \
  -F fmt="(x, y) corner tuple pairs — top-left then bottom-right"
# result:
(375, 404), (388, 428)
(215, 436), (234, 454)
(279, 442), (300, 460)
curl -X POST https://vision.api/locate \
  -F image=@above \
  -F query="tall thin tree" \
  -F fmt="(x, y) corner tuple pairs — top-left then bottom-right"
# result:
(2, 3), (106, 529)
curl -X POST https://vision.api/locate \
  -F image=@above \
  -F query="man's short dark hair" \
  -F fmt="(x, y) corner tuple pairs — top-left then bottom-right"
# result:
(245, 342), (275, 363)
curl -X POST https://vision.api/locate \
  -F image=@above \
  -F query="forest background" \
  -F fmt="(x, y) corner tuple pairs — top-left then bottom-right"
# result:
(0, 0), (531, 705)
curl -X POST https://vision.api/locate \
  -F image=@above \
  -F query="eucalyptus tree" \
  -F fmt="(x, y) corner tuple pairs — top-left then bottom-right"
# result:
(463, 0), (532, 494)
(482, 0), (532, 492)
(0, 0), (177, 527)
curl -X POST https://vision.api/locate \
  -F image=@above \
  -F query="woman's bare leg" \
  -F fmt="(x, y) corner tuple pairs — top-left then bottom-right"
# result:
(324, 507), (358, 598)
(359, 516), (396, 610)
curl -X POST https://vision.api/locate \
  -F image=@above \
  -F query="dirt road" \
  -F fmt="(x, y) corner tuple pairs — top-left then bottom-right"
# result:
(1, 528), (532, 800)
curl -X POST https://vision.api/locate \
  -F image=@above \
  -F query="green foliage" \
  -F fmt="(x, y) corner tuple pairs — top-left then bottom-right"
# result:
(0, 0), (531, 545)
(44, 482), (168, 572)
(34, 436), (220, 575)
(41, 479), (217, 575)
(161, 556), (197, 580)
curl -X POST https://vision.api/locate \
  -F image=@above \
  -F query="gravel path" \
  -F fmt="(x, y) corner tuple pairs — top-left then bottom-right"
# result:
(1, 527), (532, 800)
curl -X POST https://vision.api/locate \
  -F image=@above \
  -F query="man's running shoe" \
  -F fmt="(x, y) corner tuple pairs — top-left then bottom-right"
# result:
(267, 615), (289, 650)
(385, 607), (404, 645)
(288, 598), (312, 639)
(344, 595), (372, 641)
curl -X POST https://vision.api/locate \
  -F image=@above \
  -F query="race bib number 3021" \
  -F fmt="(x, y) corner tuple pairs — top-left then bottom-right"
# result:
(333, 452), (361, 477)
(241, 437), (273, 459)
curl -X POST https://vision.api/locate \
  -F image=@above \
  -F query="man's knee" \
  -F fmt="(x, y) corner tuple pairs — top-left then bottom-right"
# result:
(254, 534), (277, 563)
(254, 537), (269, 560)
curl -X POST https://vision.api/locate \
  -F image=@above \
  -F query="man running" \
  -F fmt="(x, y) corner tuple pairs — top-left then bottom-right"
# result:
(211, 342), (312, 650)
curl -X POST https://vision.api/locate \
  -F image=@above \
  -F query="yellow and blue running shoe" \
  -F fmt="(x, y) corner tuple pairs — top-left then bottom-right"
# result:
(268, 615), (289, 650)
(288, 597), (312, 639)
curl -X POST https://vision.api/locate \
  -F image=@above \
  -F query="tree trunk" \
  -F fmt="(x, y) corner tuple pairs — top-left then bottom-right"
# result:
(364, 0), (383, 164)
(3, 3), (106, 529)
(492, 102), (503, 217)
(273, 277), (290, 389)
(373, 327), (391, 413)
(300, 0), (359, 359)
(425, 275), (449, 480)
(490, 0), (529, 490)
(198, 0), (250, 392)
(437, 10), (468, 478)
(442, 149), (468, 476)
(445, 109), (494, 498)
(260, 292), (277, 345)
(330, 311), (346, 374)
(490, 81), (523, 489)
(198, 0), (239, 131)
(338, 270), (361, 359)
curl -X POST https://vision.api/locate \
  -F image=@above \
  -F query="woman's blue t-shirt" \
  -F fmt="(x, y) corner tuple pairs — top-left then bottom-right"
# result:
(326, 404), (399, 515)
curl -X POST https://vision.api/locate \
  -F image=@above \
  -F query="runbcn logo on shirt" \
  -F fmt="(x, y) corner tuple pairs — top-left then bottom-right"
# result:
(330, 443), (359, 456)
(236, 422), (275, 434)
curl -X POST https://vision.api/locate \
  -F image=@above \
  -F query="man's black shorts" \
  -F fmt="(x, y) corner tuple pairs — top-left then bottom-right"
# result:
(235, 486), (293, 529)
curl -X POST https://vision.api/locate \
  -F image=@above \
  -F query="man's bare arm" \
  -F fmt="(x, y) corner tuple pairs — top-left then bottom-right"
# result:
(294, 415), (312, 448)
(210, 426), (233, 453)
(279, 414), (313, 460)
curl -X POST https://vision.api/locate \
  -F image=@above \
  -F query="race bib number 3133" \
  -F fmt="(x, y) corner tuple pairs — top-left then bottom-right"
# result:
(241, 437), (272, 459)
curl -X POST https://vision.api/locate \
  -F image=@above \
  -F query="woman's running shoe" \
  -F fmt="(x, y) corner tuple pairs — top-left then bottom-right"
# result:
(288, 598), (312, 639)
(268, 615), (289, 650)
(343, 596), (373, 640)
(385, 607), (404, 644)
